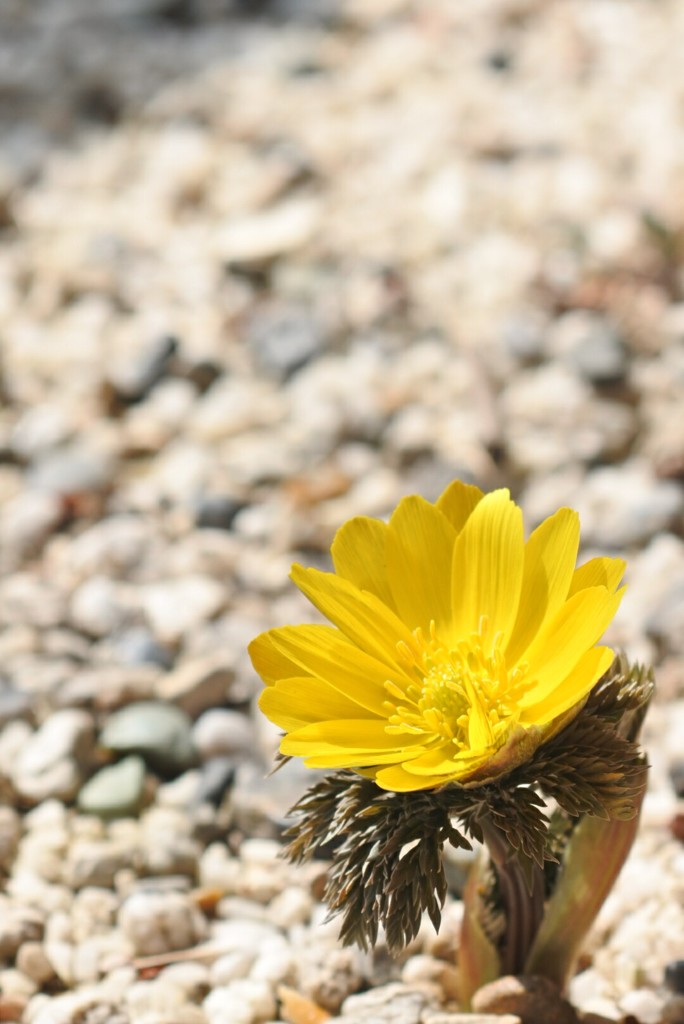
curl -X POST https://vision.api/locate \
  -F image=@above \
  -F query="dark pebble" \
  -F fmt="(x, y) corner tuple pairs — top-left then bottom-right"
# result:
(110, 627), (174, 670)
(193, 756), (236, 808)
(195, 494), (244, 531)
(669, 761), (684, 798)
(666, 961), (684, 994)
(108, 334), (178, 404)
(246, 303), (328, 379)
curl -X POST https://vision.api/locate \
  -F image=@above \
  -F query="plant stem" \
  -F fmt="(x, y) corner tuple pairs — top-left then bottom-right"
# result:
(479, 816), (546, 975)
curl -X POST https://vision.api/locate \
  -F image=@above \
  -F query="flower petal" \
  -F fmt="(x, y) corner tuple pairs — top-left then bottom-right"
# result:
(520, 645), (614, 727)
(248, 629), (305, 686)
(450, 489), (524, 648)
(371, 762), (449, 792)
(281, 719), (427, 765)
(520, 586), (625, 707)
(290, 564), (420, 670)
(436, 479), (484, 534)
(266, 624), (400, 716)
(331, 515), (395, 608)
(507, 508), (580, 666)
(568, 556), (625, 597)
(386, 495), (456, 634)
(259, 676), (377, 732)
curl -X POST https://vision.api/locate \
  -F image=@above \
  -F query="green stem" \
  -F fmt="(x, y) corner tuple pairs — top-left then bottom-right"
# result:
(524, 787), (646, 989)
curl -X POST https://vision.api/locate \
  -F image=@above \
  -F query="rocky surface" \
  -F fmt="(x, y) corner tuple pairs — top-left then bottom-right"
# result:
(1, 0), (684, 1022)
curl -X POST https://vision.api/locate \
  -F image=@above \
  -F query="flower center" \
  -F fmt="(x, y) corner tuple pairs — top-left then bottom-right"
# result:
(384, 618), (529, 753)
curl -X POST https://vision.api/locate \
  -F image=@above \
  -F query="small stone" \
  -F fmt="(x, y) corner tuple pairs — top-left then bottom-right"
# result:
(70, 576), (132, 638)
(140, 577), (227, 644)
(210, 951), (258, 987)
(423, 1015), (521, 1024)
(15, 942), (56, 987)
(107, 333), (178, 403)
(472, 975), (577, 1024)
(669, 766), (684, 799)
(203, 978), (276, 1024)
(109, 627), (174, 670)
(266, 886), (312, 930)
(0, 683), (33, 729)
(157, 961), (211, 1002)
(192, 708), (256, 761)
(65, 837), (136, 889)
(155, 656), (237, 719)
(550, 310), (628, 385)
(618, 987), (665, 1023)
(500, 309), (548, 364)
(195, 494), (243, 531)
(297, 945), (370, 1015)
(0, 806), (20, 870)
(193, 757), (236, 808)
(14, 709), (94, 779)
(0, 903), (44, 960)
(119, 889), (208, 956)
(100, 701), (197, 776)
(666, 961), (684, 994)
(77, 755), (147, 819)
(246, 303), (328, 380)
(218, 196), (321, 271)
(0, 993), (29, 1022)
(336, 982), (430, 1024)
(0, 490), (64, 568)
(662, 995), (684, 1024)
(29, 443), (116, 499)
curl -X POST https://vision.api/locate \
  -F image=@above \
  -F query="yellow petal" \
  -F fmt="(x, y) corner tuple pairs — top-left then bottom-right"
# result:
(386, 495), (456, 634)
(249, 629), (306, 686)
(266, 624), (400, 716)
(302, 748), (425, 769)
(281, 719), (427, 763)
(401, 744), (493, 777)
(436, 480), (484, 534)
(520, 645), (614, 727)
(331, 515), (395, 608)
(506, 508), (580, 665)
(568, 556), (625, 597)
(450, 489), (524, 648)
(290, 564), (420, 670)
(520, 586), (625, 707)
(259, 676), (378, 732)
(371, 762), (450, 792)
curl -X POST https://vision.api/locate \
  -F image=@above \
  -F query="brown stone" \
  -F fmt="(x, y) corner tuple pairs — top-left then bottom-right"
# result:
(472, 974), (578, 1024)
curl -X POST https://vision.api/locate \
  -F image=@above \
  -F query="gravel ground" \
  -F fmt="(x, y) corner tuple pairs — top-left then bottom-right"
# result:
(1, 1), (684, 1022)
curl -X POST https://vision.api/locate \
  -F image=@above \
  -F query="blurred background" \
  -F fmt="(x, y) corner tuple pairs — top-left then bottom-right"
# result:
(1, 1), (684, 1018)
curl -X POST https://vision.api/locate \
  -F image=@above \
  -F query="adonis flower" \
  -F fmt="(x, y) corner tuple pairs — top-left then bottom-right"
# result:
(249, 481), (626, 793)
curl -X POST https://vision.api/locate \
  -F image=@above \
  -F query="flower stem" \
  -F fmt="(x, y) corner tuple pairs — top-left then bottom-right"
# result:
(479, 815), (546, 975)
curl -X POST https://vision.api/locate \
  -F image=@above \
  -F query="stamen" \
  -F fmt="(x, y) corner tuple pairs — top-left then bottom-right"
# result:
(383, 625), (533, 754)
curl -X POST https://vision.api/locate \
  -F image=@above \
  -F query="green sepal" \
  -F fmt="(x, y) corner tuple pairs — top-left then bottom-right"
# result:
(524, 776), (646, 988)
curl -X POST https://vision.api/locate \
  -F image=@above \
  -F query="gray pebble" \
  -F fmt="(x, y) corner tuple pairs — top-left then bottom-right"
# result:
(550, 310), (628, 385)
(77, 755), (147, 819)
(107, 334), (178, 403)
(246, 302), (328, 380)
(193, 757), (236, 808)
(195, 494), (243, 531)
(100, 701), (197, 776)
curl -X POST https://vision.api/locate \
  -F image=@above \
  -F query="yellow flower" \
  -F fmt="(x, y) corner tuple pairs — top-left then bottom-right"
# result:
(249, 482), (626, 792)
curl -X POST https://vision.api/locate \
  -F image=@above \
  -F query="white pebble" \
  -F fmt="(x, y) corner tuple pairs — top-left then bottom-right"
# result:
(203, 979), (276, 1024)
